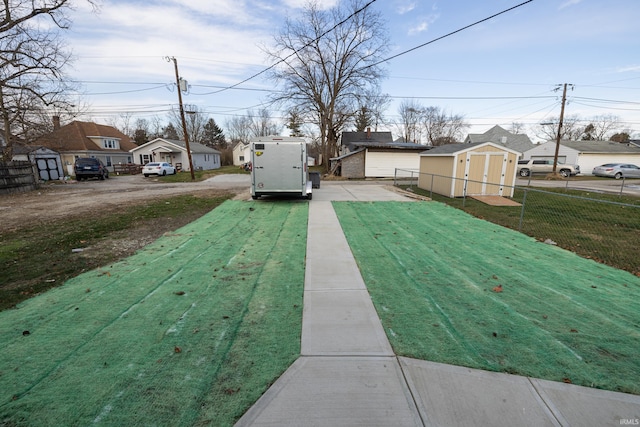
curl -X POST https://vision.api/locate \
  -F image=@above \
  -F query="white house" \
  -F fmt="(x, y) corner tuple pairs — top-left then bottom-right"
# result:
(130, 138), (221, 171)
(232, 141), (250, 166)
(523, 140), (640, 175)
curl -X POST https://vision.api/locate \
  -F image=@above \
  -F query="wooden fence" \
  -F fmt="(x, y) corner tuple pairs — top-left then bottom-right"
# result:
(113, 163), (143, 175)
(0, 161), (38, 195)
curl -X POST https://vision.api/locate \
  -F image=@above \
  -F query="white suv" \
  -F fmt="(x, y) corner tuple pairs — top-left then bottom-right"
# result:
(517, 159), (580, 177)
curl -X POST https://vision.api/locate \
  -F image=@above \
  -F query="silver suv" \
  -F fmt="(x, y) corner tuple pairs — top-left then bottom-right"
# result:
(517, 159), (580, 177)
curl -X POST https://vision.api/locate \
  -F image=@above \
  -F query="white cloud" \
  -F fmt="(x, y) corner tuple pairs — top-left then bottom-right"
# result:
(395, 1), (416, 15)
(280, 0), (338, 10)
(559, 0), (583, 10)
(407, 12), (439, 36)
(617, 65), (640, 73)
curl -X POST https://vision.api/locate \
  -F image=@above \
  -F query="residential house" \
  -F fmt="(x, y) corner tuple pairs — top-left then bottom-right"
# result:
(130, 138), (221, 171)
(523, 140), (640, 175)
(34, 119), (137, 175)
(334, 130), (427, 178)
(232, 141), (250, 166)
(464, 125), (534, 156)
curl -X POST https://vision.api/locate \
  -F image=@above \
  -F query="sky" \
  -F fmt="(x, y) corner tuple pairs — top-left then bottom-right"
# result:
(63, 0), (640, 142)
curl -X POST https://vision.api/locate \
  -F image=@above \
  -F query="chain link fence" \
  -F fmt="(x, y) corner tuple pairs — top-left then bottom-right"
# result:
(394, 169), (640, 275)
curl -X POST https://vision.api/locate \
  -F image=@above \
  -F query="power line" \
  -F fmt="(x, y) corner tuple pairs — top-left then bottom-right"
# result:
(363, 0), (537, 69)
(199, 0), (379, 95)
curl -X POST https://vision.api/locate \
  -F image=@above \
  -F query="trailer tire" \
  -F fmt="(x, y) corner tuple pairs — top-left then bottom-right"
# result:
(251, 195), (258, 200)
(307, 193), (312, 200)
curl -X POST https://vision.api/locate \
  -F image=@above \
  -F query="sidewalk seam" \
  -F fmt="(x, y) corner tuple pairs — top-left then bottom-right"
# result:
(527, 377), (566, 426)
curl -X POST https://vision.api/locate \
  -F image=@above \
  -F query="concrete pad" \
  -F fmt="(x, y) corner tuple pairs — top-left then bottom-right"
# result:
(399, 358), (560, 427)
(302, 290), (393, 356)
(235, 356), (423, 427)
(312, 183), (413, 202)
(530, 378), (640, 426)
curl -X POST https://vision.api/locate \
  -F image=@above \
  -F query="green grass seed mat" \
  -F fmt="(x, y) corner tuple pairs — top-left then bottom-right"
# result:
(333, 201), (640, 395)
(0, 200), (308, 427)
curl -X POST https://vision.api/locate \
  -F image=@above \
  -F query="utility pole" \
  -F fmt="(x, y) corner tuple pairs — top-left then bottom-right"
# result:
(167, 56), (195, 180)
(552, 83), (571, 175)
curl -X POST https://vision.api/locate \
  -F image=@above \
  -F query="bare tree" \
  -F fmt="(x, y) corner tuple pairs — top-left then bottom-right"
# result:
(0, 0), (96, 159)
(265, 0), (389, 172)
(398, 99), (423, 143)
(422, 106), (469, 146)
(509, 122), (524, 134)
(248, 108), (281, 137)
(580, 114), (621, 140)
(536, 115), (582, 141)
(225, 115), (253, 145)
(167, 105), (209, 143)
(355, 87), (389, 131)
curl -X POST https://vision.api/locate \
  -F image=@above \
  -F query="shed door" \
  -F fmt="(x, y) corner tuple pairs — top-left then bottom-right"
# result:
(37, 158), (61, 180)
(464, 152), (507, 196)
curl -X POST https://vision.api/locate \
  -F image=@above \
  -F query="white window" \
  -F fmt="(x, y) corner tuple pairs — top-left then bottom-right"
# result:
(102, 139), (120, 149)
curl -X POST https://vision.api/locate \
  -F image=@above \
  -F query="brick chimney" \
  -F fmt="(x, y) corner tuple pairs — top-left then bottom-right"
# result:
(52, 115), (61, 130)
(366, 127), (371, 139)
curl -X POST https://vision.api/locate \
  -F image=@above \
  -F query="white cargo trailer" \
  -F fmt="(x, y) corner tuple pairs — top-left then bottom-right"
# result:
(250, 136), (312, 200)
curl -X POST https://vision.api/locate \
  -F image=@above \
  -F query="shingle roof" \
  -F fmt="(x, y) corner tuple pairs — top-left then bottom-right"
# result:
(158, 138), (221, 154)
(34, 121), (137, 153)
(465, 125), (534, 154)
(556, 140), (640, 154)
(340, 131), (429, 151)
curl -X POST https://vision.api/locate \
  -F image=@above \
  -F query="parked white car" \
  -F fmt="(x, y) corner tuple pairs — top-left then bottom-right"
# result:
(142, 162), (176, 177)
(592, 163), (640, 179)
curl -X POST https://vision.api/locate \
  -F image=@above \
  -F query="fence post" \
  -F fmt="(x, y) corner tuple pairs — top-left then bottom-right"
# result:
(619, 177), (625, 197)
(462, 178), (468, 207)
(518, 189), (528, 232)
(394, 168), (397, 186)
(409, 170), (414, 190)
(430, 174), (434, 199)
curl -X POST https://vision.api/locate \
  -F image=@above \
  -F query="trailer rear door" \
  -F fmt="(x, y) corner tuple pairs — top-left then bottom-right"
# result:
(252, 142), (305, 194)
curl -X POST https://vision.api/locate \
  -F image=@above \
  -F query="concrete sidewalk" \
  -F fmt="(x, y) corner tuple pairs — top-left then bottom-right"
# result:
(236, 183), (640, 426)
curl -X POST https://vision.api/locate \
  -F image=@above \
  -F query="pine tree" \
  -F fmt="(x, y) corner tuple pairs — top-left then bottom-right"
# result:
(203, 118), (227, 148)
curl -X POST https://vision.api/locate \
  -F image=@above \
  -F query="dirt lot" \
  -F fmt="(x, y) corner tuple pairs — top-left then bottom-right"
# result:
(0, 174), (251, 233)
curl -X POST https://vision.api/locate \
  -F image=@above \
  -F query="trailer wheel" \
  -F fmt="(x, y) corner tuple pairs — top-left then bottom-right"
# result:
(307, 193), (313, 200)
(251, 195), (258, 200)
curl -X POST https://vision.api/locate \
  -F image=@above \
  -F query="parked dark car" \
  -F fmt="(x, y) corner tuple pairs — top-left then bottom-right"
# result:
(74, 158), (109, 180)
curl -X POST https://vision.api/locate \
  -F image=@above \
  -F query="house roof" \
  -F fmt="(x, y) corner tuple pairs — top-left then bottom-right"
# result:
(34, 121), (137, 153)
(132, 138), (221, 154)
(552, 140), (640, 154)
(420, 142), (521, 156)
(465, 125), (534, 154)
(340, 131), (429, 151)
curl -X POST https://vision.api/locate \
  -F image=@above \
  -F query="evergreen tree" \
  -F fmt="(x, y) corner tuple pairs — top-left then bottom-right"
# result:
(354, 106), (373, 132)
(203, 118), (227, 148)
(163, 123), (179, 140)
(286, 110), (305, 137)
